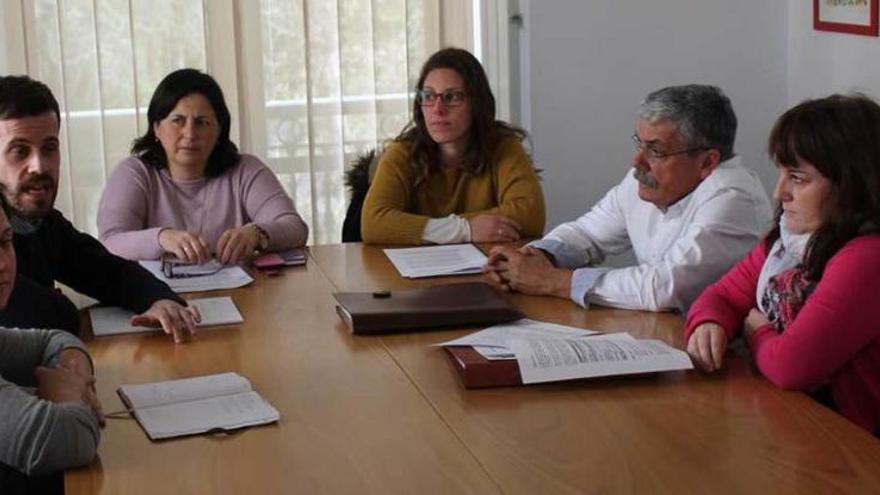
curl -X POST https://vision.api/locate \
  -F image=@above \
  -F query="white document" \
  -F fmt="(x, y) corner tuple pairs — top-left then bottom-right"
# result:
(508, 338), (693, 384)
(437, 318), (601, 348)
(90, 297), (244, 336)
(470, 331), (635, 361)
(140, 260), (253, 292)
(118, 372), (280, 440)
(472, 345), (516, 360)
(439, 318), (621, 361)
(384, 244), (487, 278)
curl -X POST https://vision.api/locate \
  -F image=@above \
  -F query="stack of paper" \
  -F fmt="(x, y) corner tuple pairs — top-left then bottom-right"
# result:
(507, 336), (693, 384)
(439, 318), (693, 385)
(140, 260), (253, 292)
(438, 318), (601, 359)
(384, 244), (487, 278)
(90, 297), (244, 336)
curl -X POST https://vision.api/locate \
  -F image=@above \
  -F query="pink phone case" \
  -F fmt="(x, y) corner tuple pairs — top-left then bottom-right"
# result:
(253, 249), (306, 269)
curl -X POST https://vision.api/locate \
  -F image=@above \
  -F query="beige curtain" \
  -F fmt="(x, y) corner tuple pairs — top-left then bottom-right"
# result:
(4, 0), (472, 244)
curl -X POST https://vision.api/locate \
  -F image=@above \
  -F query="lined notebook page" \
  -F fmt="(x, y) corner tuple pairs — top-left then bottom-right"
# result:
(121, 372), (251, 408)
(119, 372), (279, 440)
(134, 391), (279, 439)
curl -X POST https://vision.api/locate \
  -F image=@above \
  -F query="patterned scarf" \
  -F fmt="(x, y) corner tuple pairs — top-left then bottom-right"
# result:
(756, 215), (816, 332)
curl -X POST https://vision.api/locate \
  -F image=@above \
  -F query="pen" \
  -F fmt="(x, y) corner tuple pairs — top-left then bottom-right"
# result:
(104, 408), (135, 420)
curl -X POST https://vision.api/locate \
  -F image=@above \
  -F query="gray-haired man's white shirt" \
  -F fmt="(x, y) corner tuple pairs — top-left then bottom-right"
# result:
(531, 156), (773, 312)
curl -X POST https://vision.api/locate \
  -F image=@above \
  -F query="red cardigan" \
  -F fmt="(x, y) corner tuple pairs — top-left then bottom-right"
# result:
(685, 235), (880, 433)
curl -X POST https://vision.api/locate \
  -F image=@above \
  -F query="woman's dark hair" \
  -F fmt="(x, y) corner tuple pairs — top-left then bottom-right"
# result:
(131, 68), (239, 177)
(395, 47), (526, 185)
(767, 93), (880, 280)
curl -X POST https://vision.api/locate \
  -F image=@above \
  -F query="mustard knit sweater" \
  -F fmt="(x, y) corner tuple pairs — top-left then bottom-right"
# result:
(361, 137), (546, 245)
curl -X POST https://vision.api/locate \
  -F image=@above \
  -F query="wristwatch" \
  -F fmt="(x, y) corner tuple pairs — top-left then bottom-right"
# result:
(250, 224), (269, 251)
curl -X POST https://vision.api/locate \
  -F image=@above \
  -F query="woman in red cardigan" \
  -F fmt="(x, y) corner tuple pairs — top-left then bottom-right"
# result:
(684, 94), (880, 435)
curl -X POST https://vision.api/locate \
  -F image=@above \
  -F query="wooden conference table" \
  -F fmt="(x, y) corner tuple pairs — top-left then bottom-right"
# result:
(66, 243), (880, 494)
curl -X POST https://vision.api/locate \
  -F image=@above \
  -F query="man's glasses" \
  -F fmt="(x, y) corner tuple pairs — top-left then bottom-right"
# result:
(631, 134), (709, 163)
(416, 89), (467, 107)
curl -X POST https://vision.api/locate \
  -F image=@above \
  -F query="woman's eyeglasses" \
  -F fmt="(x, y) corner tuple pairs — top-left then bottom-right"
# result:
(416, 89), (467, 107)
(161, 256), (224, 279)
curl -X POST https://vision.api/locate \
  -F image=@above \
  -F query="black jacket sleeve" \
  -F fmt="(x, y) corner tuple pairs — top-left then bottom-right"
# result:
(0, 275), (81, 335)
(22, 211), (184, 313)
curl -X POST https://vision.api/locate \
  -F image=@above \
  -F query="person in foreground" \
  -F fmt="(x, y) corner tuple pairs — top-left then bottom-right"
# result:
(685, 94), (880, 435)
(0, 75), (199, 343)
(486, 85), (772, 312)
(0, 263), (81, 335)
(98, 68), (308, 264)
(0, 197), (102, 494)
(361, 47), (545, 245)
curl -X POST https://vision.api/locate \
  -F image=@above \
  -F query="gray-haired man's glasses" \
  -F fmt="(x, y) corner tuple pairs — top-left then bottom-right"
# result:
(631, 134), (709, 163)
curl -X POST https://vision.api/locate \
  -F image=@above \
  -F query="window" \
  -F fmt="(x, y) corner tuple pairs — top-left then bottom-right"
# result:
(1, 0), (477, 244)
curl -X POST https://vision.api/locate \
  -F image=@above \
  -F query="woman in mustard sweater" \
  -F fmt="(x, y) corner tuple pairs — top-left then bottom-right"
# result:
(361, 48), (545, 245)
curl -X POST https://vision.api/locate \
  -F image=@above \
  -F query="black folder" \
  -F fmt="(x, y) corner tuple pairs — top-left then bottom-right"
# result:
(333, 282), (523, 334)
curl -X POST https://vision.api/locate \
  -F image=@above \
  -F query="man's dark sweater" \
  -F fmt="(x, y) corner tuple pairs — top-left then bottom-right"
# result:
(0, 274), (81, 334)
(7, 209), (183, 320)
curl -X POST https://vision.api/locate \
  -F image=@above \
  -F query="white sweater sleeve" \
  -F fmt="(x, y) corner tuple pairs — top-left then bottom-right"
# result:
(421, 215), (472, 244)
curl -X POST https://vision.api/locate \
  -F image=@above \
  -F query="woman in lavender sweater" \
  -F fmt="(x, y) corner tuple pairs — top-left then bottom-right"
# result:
(98, 69), (308, 265)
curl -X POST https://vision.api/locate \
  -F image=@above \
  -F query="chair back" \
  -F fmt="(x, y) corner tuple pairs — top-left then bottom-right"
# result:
(342, 148), (380, 242)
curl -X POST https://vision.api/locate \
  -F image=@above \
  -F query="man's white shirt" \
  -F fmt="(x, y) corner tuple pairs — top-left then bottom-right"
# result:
(530, 156), (772, 312)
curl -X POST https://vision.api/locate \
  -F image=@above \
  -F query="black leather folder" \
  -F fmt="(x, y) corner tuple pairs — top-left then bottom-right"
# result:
(333, 282), (523, 334)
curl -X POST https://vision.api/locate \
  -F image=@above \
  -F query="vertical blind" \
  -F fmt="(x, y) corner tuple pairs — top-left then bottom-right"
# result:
(6, 0), (472, 244)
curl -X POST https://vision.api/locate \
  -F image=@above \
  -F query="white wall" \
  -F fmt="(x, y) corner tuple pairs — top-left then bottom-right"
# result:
(788, 0), (880, 103)
(522, 1), (788, 229)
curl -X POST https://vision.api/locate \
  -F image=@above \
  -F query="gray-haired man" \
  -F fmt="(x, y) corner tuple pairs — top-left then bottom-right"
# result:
(486, 84), (772, 312)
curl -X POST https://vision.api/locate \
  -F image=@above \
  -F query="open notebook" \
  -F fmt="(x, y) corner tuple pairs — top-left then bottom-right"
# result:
(117, 372), (279, 440)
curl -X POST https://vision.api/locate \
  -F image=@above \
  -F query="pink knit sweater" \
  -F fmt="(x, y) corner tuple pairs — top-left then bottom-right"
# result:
(98, 154), (308, 260)
(686, 235), (880, 433)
